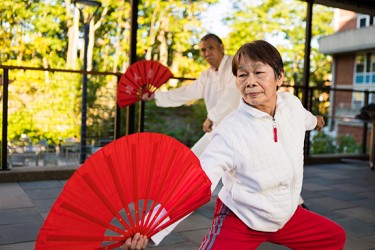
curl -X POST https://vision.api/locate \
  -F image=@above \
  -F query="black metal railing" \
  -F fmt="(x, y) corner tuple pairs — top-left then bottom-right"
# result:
(1, 65), (375, 170)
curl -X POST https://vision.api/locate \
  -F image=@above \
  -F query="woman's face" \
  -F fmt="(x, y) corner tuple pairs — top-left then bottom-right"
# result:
(236, 56), (284, 115)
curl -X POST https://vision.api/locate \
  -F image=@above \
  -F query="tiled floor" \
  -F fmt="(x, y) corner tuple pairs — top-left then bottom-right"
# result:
(0, 160), (374, 249)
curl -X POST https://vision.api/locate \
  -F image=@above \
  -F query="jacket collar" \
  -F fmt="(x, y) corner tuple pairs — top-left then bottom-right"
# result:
(239, 92), (285, 118)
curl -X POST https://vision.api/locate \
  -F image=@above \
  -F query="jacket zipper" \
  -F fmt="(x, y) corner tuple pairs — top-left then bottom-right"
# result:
(273, 117), (278, 142)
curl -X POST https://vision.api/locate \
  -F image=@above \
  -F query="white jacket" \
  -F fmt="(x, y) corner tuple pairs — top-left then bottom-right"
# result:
(154, 55), (240, 125)
(201, 91), (317, 232)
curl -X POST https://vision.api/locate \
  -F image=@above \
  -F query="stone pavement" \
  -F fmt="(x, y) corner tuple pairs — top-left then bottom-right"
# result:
(0, 160), (375, 249)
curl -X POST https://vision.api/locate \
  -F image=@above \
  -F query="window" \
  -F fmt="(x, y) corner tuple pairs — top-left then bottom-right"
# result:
(354, 53), (375, 85)
(371, 54), (375, 72)
(353, 92), (364, 110)
(355, 55), (365, 85)
(356, 55), (365, 72)
(357, 15), (370, 28)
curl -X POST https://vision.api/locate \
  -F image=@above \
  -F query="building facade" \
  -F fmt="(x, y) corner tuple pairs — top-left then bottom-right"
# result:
(319, 9), (375, 147)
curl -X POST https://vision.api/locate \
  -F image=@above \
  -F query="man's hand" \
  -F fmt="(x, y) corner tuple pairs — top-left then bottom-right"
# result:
(203, 118), (213, 132)
(120, 233), (148, 250)
(315, 115), (325, 131)
(142, 93), (155, 101)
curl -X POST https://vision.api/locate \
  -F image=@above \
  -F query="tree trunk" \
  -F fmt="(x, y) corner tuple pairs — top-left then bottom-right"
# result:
(145, 0), (160, 60)
(87, 6), (108, 71)
(158, 15), (169, 65)
(66, 0), (79, 69)
(87, 19), (95, 71)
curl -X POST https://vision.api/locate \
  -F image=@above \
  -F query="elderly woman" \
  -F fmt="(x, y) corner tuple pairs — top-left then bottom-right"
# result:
(199, 40), (344, 249)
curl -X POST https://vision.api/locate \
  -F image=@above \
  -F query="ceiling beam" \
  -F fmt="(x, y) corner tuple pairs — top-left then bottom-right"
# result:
(300, 0), (375, 15)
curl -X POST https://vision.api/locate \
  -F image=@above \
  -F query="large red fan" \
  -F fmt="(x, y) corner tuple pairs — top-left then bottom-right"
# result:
(117, 60), (173, 107)
(35, 132), (211, 250)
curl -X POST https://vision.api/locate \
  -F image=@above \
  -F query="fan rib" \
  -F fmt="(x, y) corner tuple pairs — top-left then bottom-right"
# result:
(150, 63), (163, 86)
(105, 153), (137, 235)
(143, 147), (178, 231)
(131, 143), (140, 233)
(140, 141), (158, 229)
(59, 202), (126, 235)
(47, 235), (124, 242)
(81, 174), (132, 232)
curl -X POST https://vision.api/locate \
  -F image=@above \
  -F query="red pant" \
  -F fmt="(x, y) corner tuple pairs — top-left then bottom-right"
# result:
(200, 198), (346, 250)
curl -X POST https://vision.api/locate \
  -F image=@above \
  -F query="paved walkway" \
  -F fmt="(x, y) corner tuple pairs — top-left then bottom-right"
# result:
(0, 160), (375, 249)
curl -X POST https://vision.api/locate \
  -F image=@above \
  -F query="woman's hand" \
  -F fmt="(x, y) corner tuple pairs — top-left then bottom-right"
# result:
(120, 233), (148, 250)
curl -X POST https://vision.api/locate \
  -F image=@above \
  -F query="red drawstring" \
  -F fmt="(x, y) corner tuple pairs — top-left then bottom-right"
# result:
(273, 118), (278, 142)
(273, 126), (278, 142)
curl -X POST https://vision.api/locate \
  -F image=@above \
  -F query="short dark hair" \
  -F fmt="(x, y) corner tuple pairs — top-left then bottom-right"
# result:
(200, 33), (223, 44)
(232, 40), (284, 79)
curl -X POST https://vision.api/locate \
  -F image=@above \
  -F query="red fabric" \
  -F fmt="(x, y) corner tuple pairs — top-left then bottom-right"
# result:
(36, 132), (211, 250)
(200, 199), (346, 250)
(117, 60), (173, 107)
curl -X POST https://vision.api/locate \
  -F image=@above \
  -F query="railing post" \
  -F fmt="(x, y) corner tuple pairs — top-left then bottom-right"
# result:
(1, 69), (9, 171)
(304, 87), (314, 158)
(126, 0), (139, 135)
(114, 74), (122, 139)
(362, 90), (369, 154)
(302, 0), (313, 109)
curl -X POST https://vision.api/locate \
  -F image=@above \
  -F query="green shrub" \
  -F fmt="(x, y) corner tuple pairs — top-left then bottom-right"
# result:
(337, 134), (361, 153)
(310, 131), (336, 154)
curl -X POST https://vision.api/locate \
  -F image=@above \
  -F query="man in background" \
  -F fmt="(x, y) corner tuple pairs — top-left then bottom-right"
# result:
(142, 33), (241, 156)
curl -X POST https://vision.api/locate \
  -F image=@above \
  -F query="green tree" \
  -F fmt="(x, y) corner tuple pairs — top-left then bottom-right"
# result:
(223, 0), (333, 89)
(0, 0), (336, 149)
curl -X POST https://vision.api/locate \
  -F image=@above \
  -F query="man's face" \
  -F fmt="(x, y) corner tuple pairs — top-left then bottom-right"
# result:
(199, 38), (224, 70)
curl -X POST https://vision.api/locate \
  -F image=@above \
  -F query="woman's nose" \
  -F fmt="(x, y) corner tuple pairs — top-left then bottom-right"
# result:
(246, 78), (256, 88)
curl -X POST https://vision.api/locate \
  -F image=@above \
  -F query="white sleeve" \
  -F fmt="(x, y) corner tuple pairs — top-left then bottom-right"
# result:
(200, 133), (234, 192)
(304, 109), (317, 131)
(154, 76), (205, 107)
(288, 92), (317, 131)
(207, 75), (240, 125)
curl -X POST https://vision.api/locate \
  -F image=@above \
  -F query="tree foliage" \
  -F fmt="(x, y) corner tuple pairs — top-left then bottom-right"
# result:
(223, 0), (334, 87)
(0, 0), (334, 147)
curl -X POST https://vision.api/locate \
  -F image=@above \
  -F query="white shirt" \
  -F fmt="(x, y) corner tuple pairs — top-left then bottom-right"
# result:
(154, 55), (240, 125)
(201, 92), (317, 232)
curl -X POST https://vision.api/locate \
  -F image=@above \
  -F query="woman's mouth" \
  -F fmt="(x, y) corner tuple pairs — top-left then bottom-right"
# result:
(247, 92), (260, 98)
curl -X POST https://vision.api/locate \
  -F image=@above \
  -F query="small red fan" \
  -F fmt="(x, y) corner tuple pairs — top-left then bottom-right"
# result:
(117, 60), (173, 107)
(35, 132), (211, 250)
